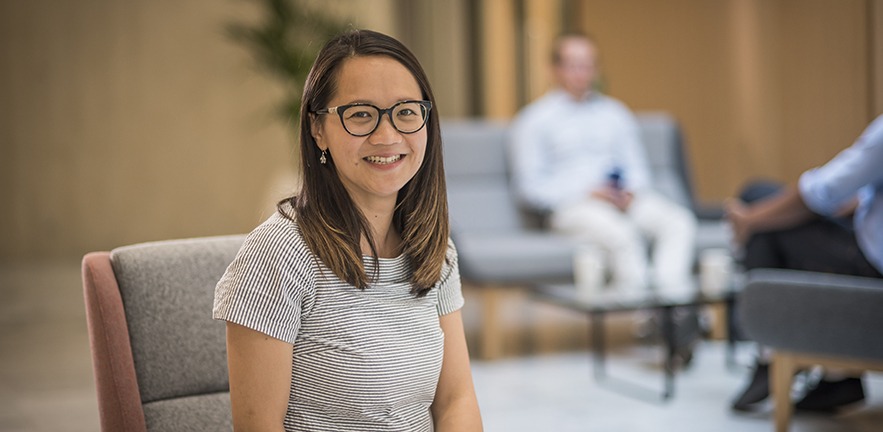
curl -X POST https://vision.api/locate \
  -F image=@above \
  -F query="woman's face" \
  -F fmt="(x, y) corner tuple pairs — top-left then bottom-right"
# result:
(312, 55), (427, 210)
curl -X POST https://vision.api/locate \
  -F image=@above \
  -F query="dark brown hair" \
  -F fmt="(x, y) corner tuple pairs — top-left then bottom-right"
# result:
(279, 29), (448, 297)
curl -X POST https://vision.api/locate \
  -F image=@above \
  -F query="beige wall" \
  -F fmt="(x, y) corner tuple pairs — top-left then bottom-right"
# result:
(3, 0), (880, 261)
(0, 1), (397, 261)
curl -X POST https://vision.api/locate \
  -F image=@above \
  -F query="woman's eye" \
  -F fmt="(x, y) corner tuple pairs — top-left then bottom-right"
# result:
(346, 109), (375, 120)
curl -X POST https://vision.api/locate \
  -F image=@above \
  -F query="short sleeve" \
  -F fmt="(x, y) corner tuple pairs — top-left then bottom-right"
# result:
(435, 239), (465, 316)
(212, 217), (316, 344)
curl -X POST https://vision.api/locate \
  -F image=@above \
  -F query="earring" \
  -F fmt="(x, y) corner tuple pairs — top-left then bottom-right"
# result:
(319, 149), (327, 165)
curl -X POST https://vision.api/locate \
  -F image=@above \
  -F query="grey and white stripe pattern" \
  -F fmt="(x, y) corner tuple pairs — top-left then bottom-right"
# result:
(213, 208), (464, 431)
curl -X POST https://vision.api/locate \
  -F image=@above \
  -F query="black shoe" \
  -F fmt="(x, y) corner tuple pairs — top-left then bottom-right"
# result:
(795, 377), (865, 413)
(731, 362), (770, 411)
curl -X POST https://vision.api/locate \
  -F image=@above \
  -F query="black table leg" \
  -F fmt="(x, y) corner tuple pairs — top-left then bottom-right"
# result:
(660, 306), (676, 400)
(726, 294), (737, 369)
(591, 311), (606, 381)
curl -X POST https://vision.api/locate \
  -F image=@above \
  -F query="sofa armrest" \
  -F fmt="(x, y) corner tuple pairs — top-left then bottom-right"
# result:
(739, 269), (883, 361)
(693, 201), (724, 220)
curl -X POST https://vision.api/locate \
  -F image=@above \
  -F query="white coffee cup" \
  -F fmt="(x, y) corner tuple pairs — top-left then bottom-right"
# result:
(574, 245), (604, 300)
(700, 248), (734, 296)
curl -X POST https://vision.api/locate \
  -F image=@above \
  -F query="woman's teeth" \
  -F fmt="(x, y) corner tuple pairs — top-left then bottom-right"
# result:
(364, 155), (402, 164)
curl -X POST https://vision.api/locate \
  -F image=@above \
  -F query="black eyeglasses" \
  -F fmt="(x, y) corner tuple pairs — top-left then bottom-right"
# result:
(313, 100), (432, 137)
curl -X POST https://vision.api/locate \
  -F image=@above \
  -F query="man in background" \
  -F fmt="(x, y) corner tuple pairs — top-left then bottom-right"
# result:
(727, 114), (883, 412)
(509, 32), (698, 299)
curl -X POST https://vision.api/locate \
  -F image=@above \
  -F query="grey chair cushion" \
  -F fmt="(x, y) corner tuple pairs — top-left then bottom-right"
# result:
(442, 120), (510, 179)
(447, 178), (524, 233)
(444, 119), (528, 234)
(110, 235), (245, 404)
(143, 392), (232, 432)
(739, 269), (883, 361)
(455, 232), (578, 283)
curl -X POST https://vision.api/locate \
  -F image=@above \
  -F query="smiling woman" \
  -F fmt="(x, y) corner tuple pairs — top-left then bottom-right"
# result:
(311, 55), (430, 219)
(212, 29), (483, 432)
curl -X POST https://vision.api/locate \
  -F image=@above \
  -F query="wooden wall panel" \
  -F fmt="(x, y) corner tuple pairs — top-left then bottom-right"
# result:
(397, 0), (472, 118)
(480, 0), (519, 119)
(872, 0), (883, 117)
(778, 0), (870, 178)
(578, 0), (746, 199)
(523, 0), (562, 103)
(575, 0), (873, 200)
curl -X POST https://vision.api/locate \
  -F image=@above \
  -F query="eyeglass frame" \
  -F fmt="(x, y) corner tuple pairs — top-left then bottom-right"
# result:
(312, 100), (433, 137)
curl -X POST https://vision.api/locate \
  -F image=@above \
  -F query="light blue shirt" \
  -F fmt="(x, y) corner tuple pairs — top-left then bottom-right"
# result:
(509, 90), (651, 211)
(799, 115), (883, 273)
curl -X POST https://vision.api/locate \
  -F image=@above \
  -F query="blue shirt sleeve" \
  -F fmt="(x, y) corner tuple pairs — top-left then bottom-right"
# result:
(798, 115), (883, 216)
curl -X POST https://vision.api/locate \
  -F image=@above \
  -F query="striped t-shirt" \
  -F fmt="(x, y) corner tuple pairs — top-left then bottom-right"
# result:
(212, 209), (465, 431)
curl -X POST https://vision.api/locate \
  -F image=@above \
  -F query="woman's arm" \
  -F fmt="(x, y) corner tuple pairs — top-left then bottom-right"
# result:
(226, 322), (293, 432)
(431, 310), (483, 431)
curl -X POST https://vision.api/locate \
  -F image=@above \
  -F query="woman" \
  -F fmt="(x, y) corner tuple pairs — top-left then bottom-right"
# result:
(213, 29), (483, 431)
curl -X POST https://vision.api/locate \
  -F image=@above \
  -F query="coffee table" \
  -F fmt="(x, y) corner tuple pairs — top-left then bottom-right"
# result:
(531, 283), (736, 400)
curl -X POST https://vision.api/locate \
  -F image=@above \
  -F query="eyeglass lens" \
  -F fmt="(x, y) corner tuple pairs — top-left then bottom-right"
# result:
(342, 102), (428, 136)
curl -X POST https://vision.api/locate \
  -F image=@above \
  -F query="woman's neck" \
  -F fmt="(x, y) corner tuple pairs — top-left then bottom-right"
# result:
(361, 225), (401, 258)
(356, 199), (401, 258)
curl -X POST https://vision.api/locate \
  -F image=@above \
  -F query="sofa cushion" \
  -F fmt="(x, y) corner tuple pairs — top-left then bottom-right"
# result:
(740, 269), (883, 361)
(447, 178), (525, 233)
(455, 232), (578, 283)
(142, 392), (232, 432)
(442, 120), (511, 180)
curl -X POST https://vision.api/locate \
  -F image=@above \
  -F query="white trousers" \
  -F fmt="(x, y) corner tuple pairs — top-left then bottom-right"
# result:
(551, 191), (698, 296)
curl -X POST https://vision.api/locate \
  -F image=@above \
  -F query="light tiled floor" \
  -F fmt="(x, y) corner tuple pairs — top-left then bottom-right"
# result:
(1, 261), (881, 432)
(472, 344), (883, 432)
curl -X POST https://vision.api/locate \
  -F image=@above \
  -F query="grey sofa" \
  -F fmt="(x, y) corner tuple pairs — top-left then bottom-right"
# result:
(441, 112), (730, 358)
(739, 269), (883, 432)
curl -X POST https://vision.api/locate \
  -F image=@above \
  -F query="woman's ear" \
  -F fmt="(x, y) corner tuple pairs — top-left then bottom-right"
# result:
(310, 113), (324, 146)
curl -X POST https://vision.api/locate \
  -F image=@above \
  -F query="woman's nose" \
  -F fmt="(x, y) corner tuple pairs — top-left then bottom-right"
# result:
(369, 114), (401, 143)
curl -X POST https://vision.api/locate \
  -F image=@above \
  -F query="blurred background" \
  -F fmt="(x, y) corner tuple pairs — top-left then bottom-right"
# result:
(2, 0), (881, 262)
(1, 1), (882, 430)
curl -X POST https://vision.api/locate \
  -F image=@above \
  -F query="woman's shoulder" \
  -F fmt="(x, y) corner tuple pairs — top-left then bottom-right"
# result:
(241, 207), (313, 265)
(439, 237), (460, 277)
(445, 237), (459, 261)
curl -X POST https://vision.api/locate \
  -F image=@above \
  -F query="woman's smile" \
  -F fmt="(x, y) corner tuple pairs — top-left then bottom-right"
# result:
(364, 154), (404, 165)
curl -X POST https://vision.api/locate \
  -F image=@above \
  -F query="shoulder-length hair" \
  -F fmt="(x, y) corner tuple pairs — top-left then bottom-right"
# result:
(279, 29), (448, 298)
